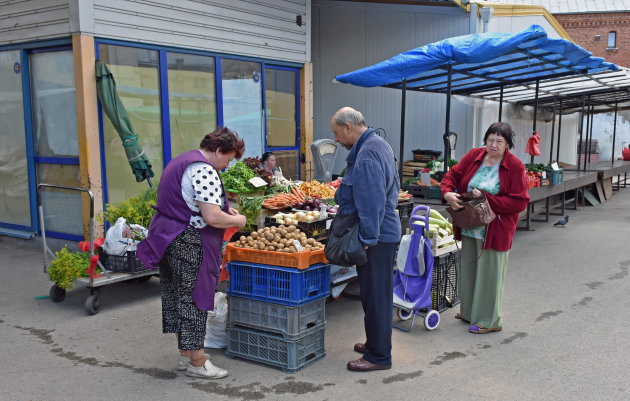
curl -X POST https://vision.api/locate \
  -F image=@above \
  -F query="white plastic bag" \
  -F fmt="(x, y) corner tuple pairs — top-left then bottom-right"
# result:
(204, 292), (228, 348)
(103, 217), (136, 256)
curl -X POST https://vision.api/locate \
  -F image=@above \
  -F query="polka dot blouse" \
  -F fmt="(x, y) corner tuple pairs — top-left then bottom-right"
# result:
(181, 161), (224, 229)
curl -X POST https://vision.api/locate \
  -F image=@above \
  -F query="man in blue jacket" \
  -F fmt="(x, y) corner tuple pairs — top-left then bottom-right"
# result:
(331, 107), (401, 371)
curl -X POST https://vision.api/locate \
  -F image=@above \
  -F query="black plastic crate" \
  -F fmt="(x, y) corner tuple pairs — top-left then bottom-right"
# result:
(404, 184), (442, 199)
(431, 250), (461, 312)
(98, 247), (146, 273)
(264, 217), (328, 240)
(397, 201), (414, 219)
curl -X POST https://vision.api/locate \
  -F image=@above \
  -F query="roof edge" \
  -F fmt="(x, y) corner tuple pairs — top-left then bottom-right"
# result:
(451, 0), (572, 42)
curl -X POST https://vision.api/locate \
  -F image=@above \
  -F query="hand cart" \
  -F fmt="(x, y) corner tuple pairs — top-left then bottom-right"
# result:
(38, 183), (157, 315)
(392, 205), (440, 332)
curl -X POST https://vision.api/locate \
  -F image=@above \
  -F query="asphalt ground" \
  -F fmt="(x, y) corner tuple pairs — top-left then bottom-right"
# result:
(1, 188), (630, 401)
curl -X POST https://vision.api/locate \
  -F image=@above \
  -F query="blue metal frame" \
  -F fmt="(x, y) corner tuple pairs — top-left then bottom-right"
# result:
(158, 50), (171, 165)
(216, 58), (224, 127)
(0, 221), (34, 232)
(94, 43), (110, 207)
(40, 230), (83, 242)
(34, 157), (80, 165)
(20, 49), (37, 232)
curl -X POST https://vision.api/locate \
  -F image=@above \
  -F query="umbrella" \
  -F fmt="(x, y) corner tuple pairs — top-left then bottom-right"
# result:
(95, 60), (154, 186)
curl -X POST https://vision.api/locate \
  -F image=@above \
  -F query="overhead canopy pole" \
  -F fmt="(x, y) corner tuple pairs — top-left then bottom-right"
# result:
(583, 95), (591, 171)
(588, 100), (595, 163)
(399, 79), (407, 184)
(549, 97), (557, 164)
(531, 79), (540, 164)
(556, 98), (563, 163)
(611, 101), (618, 164)
(498, 86), (504, 122)
(579, 95), (586, 172)
(444, 64), (453, 173)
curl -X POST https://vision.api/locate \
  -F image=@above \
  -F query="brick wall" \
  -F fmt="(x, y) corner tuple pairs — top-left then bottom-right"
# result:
(555, 12), (630, 67)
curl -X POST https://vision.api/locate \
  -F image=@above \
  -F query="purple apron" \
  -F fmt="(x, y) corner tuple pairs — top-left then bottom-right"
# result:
(136, 150), (228, 311)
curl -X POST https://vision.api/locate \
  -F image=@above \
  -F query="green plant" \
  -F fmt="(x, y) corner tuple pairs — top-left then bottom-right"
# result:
(47, 247), (92, 289)
(220, 161), (256, 193)
(100, 186), (157, 228)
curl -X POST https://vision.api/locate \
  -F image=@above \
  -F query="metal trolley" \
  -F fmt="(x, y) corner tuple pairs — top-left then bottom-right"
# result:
(38, 183), (157, 315)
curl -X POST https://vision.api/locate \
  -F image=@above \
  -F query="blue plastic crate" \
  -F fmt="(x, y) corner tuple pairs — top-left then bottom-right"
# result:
(547, 169), (563, 185)
(227, 262), (330, 306)
(226, 323), (326, 373)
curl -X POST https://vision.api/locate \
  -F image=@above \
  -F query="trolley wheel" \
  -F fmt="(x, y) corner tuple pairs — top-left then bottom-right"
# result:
(424, 310), (440, 331)
(397, 308), (414, 321)
(133, 275), (152, 283)
(49, 284), (66, 303)
(85, 292), (101, 315)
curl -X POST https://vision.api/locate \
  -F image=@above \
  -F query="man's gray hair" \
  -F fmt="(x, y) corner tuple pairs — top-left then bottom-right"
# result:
(334, 108), (366, 127)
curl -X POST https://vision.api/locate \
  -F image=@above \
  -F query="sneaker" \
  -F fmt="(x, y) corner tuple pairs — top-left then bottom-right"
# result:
(177, 353), (210, 371)
(185, 359), (229, 379)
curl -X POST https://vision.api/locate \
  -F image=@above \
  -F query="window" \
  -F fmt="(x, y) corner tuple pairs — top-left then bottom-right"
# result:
(167, 52), (216, 158)
(98, 44), (163, 205)
(608, 31), (616, 48)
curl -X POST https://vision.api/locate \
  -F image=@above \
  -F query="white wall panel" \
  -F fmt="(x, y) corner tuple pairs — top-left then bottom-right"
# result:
(92, 0), (310, 63)
(0, 0), (70, 44)
(312, 0), (472, 174)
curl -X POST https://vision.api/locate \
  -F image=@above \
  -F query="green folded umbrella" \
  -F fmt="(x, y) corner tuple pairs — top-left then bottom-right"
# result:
(95, 60), (154, 186)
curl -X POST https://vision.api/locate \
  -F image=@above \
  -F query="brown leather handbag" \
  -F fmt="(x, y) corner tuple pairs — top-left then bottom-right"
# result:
(446, 191), (496, 229)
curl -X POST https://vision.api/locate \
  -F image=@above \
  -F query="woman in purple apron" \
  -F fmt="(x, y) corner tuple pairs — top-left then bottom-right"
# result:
(137, 127), (246, 379)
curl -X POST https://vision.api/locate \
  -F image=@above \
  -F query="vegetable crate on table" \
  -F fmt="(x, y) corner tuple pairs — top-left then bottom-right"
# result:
(264, 217), (329, 240)
(431, 249), (461, 313)
(405, 184), (442, 199)
(226, 323), (326, 373)
(224, 243), (327, 270)
(547, 169), (564, 185)
(397, 201), (414, 219)
(98, 248), (147, 273)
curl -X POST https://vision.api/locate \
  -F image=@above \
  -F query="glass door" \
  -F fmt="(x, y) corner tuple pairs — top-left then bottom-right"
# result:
(264, 66), (300, 179)
(29, 49), (83, 239)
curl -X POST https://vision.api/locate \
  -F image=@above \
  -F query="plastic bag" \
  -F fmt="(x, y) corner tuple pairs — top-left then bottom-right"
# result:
(396, 234), (425, 275)
(103, 217), (137, 256)
(204, 292), (228, 348)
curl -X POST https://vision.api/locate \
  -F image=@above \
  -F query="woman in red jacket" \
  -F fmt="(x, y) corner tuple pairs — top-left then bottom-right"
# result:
(441, 122), (529, 334)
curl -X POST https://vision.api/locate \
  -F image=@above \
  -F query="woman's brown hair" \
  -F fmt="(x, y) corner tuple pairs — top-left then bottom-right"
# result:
(200, 127), (245, 159)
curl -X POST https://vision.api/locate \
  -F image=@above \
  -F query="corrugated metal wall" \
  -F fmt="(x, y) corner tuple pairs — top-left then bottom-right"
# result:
(0, 0), (70, 44)
(312, 0), (472, 175)
(91, 0), (310, 63)
(0, 0), (310, 63)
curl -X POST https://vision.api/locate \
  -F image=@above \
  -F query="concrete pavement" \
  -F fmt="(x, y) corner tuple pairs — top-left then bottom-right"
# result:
(2, 188), (630, 401)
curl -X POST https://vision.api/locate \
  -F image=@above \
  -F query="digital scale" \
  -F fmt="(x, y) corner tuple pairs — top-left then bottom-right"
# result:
(310, 139), (339, 182)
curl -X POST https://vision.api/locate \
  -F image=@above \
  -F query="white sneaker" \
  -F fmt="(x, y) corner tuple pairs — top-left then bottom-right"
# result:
(177, 353), (210, 371)
(185, 359), (229, 379)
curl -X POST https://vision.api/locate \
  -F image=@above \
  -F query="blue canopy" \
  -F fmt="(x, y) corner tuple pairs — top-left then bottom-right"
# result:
(335, 25), (618, 94)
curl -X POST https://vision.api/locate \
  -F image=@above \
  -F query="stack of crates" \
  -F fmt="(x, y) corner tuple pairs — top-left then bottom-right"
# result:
(225, 261), (331, 373)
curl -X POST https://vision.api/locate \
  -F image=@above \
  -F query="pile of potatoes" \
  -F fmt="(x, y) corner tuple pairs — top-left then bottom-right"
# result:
(233, 225), (325, 253)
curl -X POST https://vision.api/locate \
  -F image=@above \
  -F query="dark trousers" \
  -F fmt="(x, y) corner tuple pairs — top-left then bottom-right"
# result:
(356, 241), (397, 365)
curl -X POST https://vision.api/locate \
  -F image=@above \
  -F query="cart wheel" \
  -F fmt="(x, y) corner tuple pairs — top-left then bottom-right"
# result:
(49, 284), (66, 303)
(424, 310), (440, 331)
(133, 275), (152, 283)
(85, 294), (100, 315)
(397, 308), (414, 321)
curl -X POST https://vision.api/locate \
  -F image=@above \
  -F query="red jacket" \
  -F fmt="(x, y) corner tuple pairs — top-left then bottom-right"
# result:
(441, 148), (529, 251)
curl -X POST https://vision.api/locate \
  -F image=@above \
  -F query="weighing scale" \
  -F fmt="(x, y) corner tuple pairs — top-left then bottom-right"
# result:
(310, 139), (338, 182)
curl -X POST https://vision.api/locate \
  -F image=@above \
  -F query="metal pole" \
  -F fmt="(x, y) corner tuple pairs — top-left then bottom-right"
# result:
(531, 80), (539, 164)
(399, 79), (406, 184)
(444, 64), (453, 173)
(498, 86), (503, 122)
(549, 97), (556, 164)
(583, 95), (591, 171)
(577, 95), (586, 171)
(556, 98), (563, 163)
(612, 101), (618, 164)
(588, 101), (594, 163)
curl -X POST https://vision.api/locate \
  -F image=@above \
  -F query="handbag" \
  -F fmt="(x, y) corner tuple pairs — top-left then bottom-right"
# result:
(445, 191), (496, 229)
(324, 212), (367, 267)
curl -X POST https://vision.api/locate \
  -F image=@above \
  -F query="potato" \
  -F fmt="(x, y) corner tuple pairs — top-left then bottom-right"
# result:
(251, 232), (259, 239)
(276, 243), (285, 249)
(286, 225), (296, 233)
(266, 233), (274, 241)
(257, 243), (265, 250)
(267, 246), (275, 251)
